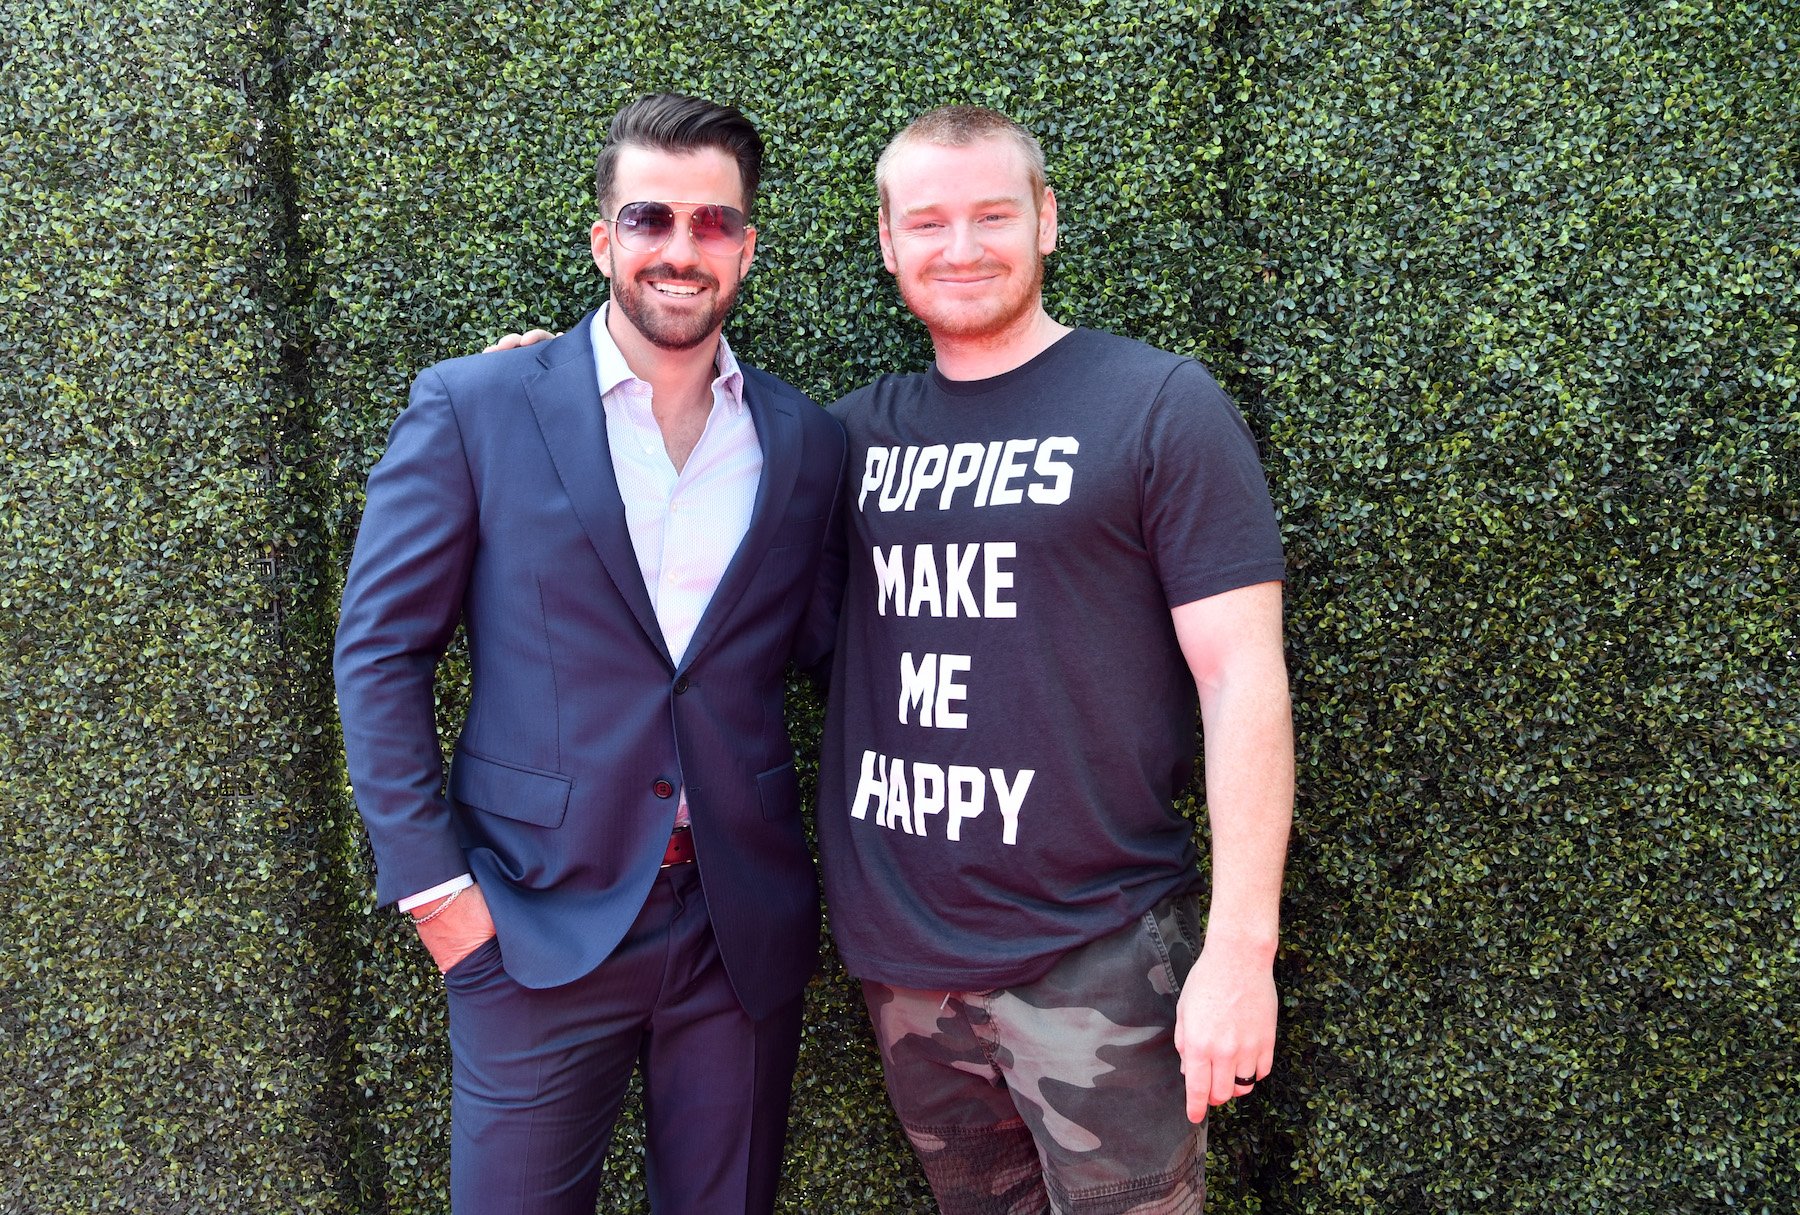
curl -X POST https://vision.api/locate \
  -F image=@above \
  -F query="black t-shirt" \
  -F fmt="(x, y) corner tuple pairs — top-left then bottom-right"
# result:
(819, 328), (1285, 990)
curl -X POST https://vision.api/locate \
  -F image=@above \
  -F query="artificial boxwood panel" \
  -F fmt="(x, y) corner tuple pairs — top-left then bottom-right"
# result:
(0, 2), (357, 1212)
(1232, 1), (1798, 1210)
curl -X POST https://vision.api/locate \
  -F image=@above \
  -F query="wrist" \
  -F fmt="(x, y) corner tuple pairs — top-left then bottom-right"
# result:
(1199, 922), (1279, 965)
(408, 887), (464, 926)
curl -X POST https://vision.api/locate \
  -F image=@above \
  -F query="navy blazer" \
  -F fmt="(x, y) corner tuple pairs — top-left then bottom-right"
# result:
(335, 314), (847, 1019)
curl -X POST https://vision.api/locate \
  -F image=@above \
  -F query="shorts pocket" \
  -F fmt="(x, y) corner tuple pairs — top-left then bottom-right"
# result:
(1143, 890), (1204, 997)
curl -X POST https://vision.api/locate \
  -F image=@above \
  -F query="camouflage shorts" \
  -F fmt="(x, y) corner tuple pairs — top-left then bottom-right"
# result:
(862, 890), (1208, 1215)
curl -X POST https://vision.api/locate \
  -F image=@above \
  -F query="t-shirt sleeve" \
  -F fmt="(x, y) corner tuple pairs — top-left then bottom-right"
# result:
(1140, 359), (1286, 607)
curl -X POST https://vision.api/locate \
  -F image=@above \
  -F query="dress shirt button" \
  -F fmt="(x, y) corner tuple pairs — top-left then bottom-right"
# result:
(653, 779), (675, 799)
(674, 675), (690, 695)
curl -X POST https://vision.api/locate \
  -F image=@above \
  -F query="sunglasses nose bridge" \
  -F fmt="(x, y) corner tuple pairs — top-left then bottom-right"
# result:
(660, 211), (707, 259)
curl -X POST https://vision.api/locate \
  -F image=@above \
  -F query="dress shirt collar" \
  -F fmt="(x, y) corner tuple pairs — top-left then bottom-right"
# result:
(590, 303), (746, 415)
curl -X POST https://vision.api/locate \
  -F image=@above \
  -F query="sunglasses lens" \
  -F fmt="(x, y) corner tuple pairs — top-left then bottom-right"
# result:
(615, 202), (676, 250)
(689, 205), (747, 250)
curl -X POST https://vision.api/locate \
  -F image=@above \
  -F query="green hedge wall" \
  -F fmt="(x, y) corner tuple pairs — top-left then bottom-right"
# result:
(0, 1), (358, 1211)
(1234, 4), (1798, 1209)
(4, 0), (1794, 1211)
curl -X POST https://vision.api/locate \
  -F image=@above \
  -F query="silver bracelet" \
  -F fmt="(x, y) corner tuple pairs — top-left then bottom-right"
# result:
(408, 886), (463, 926)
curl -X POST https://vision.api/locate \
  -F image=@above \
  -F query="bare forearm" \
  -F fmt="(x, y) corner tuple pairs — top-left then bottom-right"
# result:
(1197, 662), (1293, 956)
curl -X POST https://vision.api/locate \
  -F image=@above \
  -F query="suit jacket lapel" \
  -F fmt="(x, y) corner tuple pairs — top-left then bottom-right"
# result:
(679, 373), (801, 671)
(524, 315), (672, 666)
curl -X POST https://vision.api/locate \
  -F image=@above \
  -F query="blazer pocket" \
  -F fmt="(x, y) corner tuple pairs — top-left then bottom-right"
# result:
(757, 760), (800, 822)
(450, 747), (572, 829)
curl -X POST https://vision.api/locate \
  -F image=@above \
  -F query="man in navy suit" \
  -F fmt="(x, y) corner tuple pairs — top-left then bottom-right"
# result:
(334, 93), (847, 1214)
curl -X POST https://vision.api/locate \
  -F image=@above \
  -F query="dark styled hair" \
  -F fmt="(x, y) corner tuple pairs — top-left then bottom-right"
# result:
(593, 93), (764, 219)
(876, 106), (1047, 210)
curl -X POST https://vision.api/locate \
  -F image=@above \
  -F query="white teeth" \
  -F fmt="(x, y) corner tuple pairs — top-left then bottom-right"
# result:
(653, 284), (700, 297)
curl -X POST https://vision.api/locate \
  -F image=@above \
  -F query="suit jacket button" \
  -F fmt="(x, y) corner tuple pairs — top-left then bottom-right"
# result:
(673, 675), (690, 695)
(653, 779), (674, 799)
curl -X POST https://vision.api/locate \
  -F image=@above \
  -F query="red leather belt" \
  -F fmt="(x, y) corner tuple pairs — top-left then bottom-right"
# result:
(661, 825), (695, 868)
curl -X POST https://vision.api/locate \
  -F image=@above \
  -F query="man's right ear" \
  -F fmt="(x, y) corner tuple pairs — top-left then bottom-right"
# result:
(877, 208), (898, 275)
(591, 219), (613, 278)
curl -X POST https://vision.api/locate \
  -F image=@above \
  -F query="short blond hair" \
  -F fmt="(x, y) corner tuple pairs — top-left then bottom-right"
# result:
(876, 106), (1048, 210)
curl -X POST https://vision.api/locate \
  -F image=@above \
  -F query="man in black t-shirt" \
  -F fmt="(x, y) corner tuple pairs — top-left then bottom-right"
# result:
(815, 107), (1294, 1214)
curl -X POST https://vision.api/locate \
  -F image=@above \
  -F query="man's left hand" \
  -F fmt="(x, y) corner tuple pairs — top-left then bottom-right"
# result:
(483, 328), (558, 352)
(1174, 939), (1277, 1123)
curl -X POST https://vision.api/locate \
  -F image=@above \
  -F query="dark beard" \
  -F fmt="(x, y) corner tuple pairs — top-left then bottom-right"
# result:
(609, 261), (739, 351)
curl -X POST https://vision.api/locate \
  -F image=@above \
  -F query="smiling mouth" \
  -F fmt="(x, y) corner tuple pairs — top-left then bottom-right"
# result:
(651, 282), (704, 297)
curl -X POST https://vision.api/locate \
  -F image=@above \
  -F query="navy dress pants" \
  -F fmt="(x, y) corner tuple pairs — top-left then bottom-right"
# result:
(443, 863), (803, 1214)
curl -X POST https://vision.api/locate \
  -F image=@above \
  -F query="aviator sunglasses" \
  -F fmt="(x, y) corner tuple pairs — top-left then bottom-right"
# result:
(607, 200), (750, 254)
